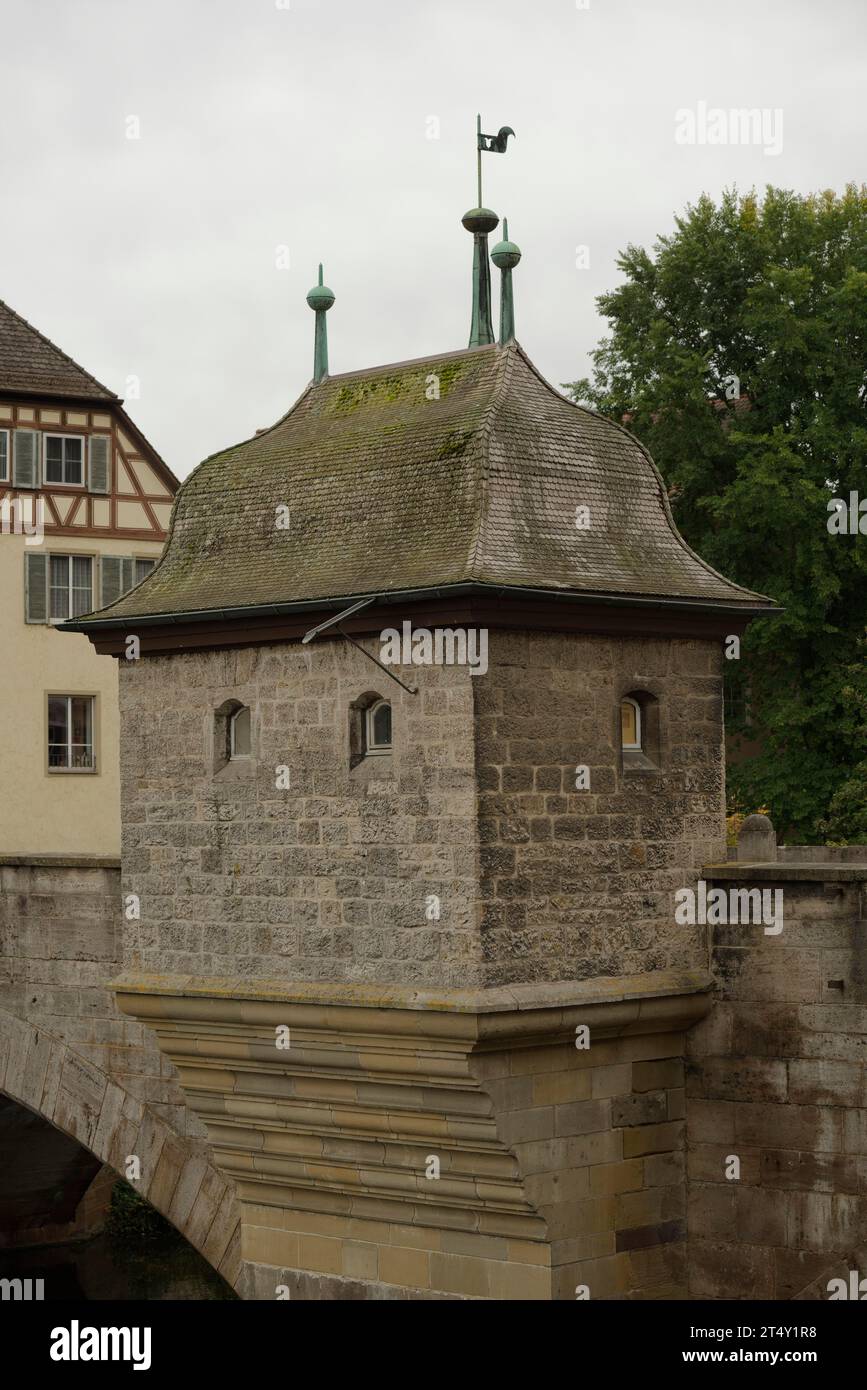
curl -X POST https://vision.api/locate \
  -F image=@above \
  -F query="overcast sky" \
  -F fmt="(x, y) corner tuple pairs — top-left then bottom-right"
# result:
(3, 0), (864, 479)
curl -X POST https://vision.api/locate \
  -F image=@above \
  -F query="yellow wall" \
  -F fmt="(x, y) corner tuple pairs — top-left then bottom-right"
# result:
(0, 530), (164, 856)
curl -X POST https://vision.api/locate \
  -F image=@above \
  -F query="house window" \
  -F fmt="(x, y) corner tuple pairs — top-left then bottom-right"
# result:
(0, 430), (8, 482)
(44, 434), (84, 486)
(230, 706), (252, 759)
(365, 699), (392, 754)
(48, 695), (95, 771)
(49, 554), (93, 621)
(134, 558), (156, 584)
(621, 697), (642, 751)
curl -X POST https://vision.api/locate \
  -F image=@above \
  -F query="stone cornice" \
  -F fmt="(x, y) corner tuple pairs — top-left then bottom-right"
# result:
(113, 969), (712, 1045)
(704, 862), (867, 883)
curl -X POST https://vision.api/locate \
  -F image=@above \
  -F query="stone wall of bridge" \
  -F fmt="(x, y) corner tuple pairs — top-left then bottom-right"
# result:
(686, 830), (867, 1300)
(4, 836), (867, 1300)
(0, 855), (195, 1135)
(0, 856), (239, 1283)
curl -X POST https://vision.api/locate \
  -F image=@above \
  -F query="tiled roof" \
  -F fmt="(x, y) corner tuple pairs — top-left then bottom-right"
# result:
(78, 341), (774, 624)
(0, 297), (117, 401)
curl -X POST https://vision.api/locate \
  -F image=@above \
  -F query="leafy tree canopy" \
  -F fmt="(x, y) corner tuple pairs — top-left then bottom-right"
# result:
(567, 185), (867, 841)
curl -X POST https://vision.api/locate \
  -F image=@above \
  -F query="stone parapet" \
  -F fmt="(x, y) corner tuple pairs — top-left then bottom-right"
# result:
(687, 852), (867, 1300)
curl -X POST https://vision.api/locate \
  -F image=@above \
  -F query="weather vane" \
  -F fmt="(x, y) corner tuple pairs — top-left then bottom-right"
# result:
(462, 115), (516, 348)
(476, 114), (515, 208)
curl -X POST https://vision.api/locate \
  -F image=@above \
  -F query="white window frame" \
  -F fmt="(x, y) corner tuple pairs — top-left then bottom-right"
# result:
(621, 696), (642, 751)
(43, 432), (86, 488)
(229, 706), (252, 760)
(48, 553), (93, 624)
(47, 693), (96, 773)
(0, 428), (8, 482)
(365, 698), (392, 755)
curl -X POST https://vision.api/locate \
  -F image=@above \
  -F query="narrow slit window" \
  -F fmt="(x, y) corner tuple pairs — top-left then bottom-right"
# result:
(230, 706), (252, 759)
(621, 697), (641, 751)
(365, 699), (392, 754)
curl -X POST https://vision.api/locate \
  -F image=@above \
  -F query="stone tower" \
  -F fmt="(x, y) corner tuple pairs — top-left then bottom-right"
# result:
(70, 208), (777, 1298)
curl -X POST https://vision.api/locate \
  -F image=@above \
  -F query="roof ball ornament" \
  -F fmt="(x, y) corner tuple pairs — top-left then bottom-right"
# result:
(307, 263), (335, 383)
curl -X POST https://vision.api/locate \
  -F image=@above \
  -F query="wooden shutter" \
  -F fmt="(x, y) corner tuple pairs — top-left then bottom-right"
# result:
(100, 556), (134, 608)
(25, 552), (48, 623)
(88, 435), (111, 494)
(13, 429), (40, 488)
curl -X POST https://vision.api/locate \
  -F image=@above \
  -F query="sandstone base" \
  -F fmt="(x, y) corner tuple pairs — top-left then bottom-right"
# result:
(115, 970), (710, 1299)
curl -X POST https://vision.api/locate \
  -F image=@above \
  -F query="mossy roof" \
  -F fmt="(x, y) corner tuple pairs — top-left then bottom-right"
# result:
(75, 341), (774, 625)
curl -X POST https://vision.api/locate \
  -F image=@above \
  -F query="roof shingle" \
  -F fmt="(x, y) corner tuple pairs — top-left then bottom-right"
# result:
(76, 341), (774, 625)
(0, 297), (117, 401)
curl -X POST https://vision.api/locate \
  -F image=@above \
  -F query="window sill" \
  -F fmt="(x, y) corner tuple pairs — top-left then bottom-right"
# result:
(350, 751), (394, 774)
(214, 759), (257, 782)
(622, 750), (659, 774)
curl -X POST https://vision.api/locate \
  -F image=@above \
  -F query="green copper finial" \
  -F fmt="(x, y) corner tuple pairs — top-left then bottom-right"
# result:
(306, 262), (335, 383)
(463, 116), (515, 349)
(491, 218), (522, 345)
(462, 206), (498, 347)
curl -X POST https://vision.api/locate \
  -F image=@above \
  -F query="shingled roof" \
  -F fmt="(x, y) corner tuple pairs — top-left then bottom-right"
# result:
(0, 297), (118, 401)
(71, 340), (775, 627)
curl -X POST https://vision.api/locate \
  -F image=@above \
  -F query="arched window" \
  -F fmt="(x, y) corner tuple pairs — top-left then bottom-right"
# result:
(620, 696), (642, 751)
(365, 699), (392, 754)
(230, 706), (252, 759)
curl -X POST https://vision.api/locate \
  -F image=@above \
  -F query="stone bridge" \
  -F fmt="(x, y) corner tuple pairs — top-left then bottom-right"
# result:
(2, 836), (867, 1300)
(0, 855), (241, 1290)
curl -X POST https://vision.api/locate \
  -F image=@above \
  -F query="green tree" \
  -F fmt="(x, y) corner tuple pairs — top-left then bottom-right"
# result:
(567, 186), (867, 841)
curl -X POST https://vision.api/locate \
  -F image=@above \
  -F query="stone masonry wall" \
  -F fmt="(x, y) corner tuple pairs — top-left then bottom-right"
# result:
(476, 631), (726, 986)
(687, 861), (867, 1299)
(472, 1023), (691, 1299)
(0, 857), (197, 1137)
(118, 638), (480, 989)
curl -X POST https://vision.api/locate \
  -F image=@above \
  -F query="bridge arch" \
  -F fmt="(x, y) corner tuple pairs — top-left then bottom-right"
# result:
(0, 1008), (242, 1290)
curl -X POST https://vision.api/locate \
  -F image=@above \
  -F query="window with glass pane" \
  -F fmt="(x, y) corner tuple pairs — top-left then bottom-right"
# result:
(48, 695), (94, 770)
(134, 558), (156, 584)
(366, 700), (392, 752)
(49, 555), (92, 620)
(72, 556), (92, 616)
(621, 698), (641, 750)
(230, 706), (251, 758)
(50, 555), (70, 620)
(0, 431), (7, 481)
(45, 435), (83, 485)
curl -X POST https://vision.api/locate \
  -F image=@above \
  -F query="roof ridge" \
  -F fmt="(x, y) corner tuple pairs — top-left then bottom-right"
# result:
(466, 342), (517, 580)
(0, 296), (118, 400)
(312, 342), (498, 386)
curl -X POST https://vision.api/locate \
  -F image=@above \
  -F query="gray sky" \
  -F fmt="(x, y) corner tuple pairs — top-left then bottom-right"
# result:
(3, 0), (864, 479)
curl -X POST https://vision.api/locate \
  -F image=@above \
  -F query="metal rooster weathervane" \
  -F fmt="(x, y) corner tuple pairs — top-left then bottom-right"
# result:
(475, 114), (515, 207)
